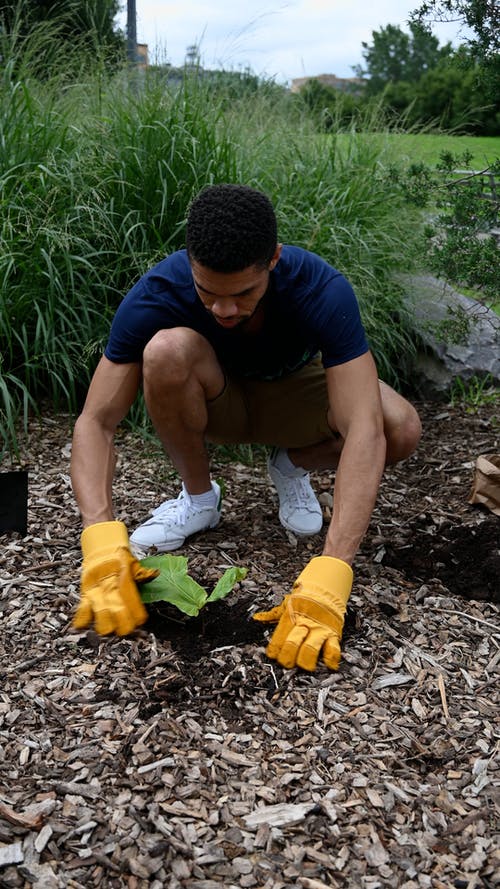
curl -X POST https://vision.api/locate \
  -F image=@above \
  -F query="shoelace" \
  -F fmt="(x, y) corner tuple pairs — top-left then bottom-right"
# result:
(281, 474), (317, 511)
(154, 488), (217, 526)
(151, 490), (193, 526)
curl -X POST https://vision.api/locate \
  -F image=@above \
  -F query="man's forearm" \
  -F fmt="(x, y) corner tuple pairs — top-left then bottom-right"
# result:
(323, 430), (386, 565)
(71, 414), (117, 527)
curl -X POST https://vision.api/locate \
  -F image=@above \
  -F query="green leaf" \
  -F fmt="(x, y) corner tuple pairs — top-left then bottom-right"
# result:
(138, 554), (207, 616)
(206, 566), (248, 603)
(141, 553), (189, 575)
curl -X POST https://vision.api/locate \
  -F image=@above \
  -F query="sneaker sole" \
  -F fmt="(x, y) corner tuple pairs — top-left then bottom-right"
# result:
(278, 509), (323, 536)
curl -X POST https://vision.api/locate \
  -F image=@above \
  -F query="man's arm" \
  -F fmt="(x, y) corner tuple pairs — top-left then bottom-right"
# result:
(71, 356), (141, 527)
(324, 351), (387, 565)
(253, 350), (387, 671)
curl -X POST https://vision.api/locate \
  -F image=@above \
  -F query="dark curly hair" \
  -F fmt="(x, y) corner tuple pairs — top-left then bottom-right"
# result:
(186, 184), (278, 272)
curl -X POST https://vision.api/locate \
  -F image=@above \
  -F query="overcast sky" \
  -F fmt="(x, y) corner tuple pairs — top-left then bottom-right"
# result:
(116, 1), (470, 83)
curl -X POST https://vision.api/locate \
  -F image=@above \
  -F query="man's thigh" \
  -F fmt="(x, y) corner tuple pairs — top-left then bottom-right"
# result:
(206, 358), (334, 448)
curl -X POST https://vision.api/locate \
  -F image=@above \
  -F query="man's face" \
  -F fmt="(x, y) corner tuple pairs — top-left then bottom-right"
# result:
(191, 246), (282, 330)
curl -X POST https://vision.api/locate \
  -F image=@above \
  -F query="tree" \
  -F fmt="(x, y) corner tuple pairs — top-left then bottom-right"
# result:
(297, 78), (365, 131)
(354, 21), (451, 95)
(414, 57), (476, 127)
(378, 47), (500, 134)
(410, 0), (500, 95)
(415, 48), (500, 133)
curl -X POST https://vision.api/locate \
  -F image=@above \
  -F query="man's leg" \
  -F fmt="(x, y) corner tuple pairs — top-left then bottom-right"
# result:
(130, 328), (226, 552)
(379, 381), (422, 465)
(267, 381), (420, 536)
(287, 381), (421, 471)
(142, 327), (225, 492)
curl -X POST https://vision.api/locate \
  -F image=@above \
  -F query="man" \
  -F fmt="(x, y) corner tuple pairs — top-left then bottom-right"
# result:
(71, 184), (421, 672)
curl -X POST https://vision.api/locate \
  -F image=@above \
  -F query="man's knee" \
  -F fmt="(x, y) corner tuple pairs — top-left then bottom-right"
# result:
(143, 328), (208, 385)
(143, 328), (224, 400)
(380, 382), (421, 465)
(385, 398), (422, 465)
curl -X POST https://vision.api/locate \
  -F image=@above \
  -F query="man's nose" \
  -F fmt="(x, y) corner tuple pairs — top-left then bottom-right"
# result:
(212, 297), (237, 317)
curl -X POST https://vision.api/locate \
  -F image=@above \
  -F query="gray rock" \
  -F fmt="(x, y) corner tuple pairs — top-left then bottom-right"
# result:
(403, 274), (499, 398)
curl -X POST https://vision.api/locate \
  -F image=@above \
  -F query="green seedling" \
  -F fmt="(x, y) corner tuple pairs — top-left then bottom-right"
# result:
(139, 554), (247, 617)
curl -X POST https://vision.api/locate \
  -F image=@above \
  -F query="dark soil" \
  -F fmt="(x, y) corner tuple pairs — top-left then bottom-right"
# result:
(145, 597), (268, 659)
(382, 513), (499, 602)
(144, 596), (361, 662)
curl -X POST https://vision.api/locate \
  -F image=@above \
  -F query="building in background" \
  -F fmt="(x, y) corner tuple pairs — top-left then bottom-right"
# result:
(136, 43), (148, 68)
(291, 74), (364, 94)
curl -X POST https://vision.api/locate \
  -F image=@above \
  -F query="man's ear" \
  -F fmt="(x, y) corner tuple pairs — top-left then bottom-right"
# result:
(269, 243), (283, 270)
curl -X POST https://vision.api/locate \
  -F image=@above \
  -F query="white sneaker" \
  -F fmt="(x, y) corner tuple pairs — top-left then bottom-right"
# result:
(130, 481), (221, 553)
(267, 456), (323, 536)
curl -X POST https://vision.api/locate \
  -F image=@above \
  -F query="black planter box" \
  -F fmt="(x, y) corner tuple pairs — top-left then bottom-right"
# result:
(0, 471), (28, 536)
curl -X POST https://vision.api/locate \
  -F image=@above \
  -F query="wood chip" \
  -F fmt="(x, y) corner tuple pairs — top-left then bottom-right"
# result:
(371, 672), (415, 689)
(244, 802), (318, 828)
(0, 842), (23, 866)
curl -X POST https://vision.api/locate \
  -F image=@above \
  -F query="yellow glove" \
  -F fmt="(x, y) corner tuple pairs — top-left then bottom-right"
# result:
(253, 556), (353, 671)
(73, 521), (159, 636)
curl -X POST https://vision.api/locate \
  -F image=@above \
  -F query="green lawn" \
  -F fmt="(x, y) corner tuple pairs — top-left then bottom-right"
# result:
(374, 133), (500, 168)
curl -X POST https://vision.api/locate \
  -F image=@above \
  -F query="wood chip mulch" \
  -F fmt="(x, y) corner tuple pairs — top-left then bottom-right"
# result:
(0, 400), (499, 889)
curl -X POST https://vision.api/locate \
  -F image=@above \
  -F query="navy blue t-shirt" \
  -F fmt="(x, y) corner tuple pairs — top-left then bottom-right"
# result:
(104, 246), (369, 380)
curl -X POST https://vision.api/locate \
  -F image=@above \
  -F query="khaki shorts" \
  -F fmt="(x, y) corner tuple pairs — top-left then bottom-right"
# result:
(206, 358), (335, 448)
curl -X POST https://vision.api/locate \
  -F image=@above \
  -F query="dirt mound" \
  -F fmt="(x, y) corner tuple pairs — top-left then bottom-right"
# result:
(382, 514), (499, 602)
(145, 595), (267, 660)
